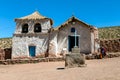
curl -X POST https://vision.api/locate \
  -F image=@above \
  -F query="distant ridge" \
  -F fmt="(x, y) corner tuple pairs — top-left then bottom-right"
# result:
(98, 26), (120, 40)
(99, 26), (120, 28)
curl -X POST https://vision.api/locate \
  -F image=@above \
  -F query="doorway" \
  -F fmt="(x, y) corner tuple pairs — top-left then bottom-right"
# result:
(4, 48), (12, 59)
(68, 36), (79, 51)
(29, 46), (36, 57)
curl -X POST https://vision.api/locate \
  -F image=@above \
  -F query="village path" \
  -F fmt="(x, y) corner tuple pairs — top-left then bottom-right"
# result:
(0, 57), (120, 80)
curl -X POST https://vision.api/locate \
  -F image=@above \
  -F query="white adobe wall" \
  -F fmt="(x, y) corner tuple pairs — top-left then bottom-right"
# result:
(90, 28), (99, 54)
(14, 19), (51, 34)
(94, 29), (99, 53)
(90, 32), (95, 53)
(48, 31), (58, 56)
(12, 19), (51, 58)
(12, 34), (49, 58)
(57, 22), (91, 54)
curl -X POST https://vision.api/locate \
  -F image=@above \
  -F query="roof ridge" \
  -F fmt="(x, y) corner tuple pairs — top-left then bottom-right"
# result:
(15, 11), (46, 20)
(54, 16), (97, 31)
(32, 11), (42, 16)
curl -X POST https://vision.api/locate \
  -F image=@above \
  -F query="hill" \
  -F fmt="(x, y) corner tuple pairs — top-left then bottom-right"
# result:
(98, 26), (120, 40)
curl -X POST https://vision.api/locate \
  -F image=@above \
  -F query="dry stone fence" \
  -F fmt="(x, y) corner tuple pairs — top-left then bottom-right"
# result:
(98, 26), (120, 52)
(100, 39), (120, 52)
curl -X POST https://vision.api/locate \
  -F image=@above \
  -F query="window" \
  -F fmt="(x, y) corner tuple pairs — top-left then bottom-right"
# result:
(34, 23), (41, 33)
(22, 24), (28, 33)
(71, 27), (75, 33)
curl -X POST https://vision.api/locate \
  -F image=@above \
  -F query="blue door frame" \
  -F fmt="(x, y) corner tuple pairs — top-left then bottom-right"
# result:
(29, 46), (36, 57)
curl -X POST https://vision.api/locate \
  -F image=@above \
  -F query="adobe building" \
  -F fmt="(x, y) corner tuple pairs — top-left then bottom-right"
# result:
(12, 11), (99, 58)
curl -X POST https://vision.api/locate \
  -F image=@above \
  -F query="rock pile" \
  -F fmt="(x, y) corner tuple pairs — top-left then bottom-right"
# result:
(100, 39), (120, 52)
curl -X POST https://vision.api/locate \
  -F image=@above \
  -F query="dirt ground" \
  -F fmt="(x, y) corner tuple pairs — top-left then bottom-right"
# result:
(0, 57), (120, 80)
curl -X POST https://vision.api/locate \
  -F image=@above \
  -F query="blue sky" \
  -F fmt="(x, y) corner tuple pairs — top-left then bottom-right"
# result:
(0, 0), (120, 38)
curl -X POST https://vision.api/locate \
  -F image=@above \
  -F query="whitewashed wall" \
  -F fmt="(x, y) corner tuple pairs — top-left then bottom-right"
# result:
(12, 19), (51, 58)
(14, 19), (51, 34)
(48, 31), (58, 56)
(90, 32), (95, 53)
(94, 29), (99, 53)
(12, 34), (48, 58)
(57, 21), (91, 54)
(12, 18), (98, 58)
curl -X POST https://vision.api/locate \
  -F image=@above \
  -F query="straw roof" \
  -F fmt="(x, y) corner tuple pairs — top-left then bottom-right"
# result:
(15, 11), (53, 25)
(16, 11), (46, 20)
(0, 38), (12, 49)
(54, 16), (97, 31)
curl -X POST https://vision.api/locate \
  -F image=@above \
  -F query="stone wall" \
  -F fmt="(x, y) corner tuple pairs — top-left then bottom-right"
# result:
(0, 38), (12, 60)
(0, 57), (64, 65)
(100, 39), (120, 52)
(0, 48), (11, 60)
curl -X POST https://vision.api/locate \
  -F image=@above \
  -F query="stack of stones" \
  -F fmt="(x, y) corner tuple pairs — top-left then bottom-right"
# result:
(65, 46), (85, 68)
(100, 39), (120, 52)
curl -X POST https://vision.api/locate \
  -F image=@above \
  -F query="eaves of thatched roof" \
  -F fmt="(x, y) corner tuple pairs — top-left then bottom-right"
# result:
(0, 38), (12, 49)
(54, 16), (97, 31)
(15, 11), (53, 25)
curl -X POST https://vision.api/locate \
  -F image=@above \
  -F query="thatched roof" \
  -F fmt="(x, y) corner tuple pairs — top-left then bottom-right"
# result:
(15, 11), (53, 25)
(16, 11), (45, 20)
(54, 16), (97, 31)
(0, 38), (12, 49)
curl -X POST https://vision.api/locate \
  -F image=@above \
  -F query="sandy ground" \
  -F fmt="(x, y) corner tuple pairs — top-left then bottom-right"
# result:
(0, 58), (120, 80)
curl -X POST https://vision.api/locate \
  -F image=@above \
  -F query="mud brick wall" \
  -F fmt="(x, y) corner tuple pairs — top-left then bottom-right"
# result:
(0, 48), (12, 60)
(0, 49), (5, 60)
(100, 39), (120, 52)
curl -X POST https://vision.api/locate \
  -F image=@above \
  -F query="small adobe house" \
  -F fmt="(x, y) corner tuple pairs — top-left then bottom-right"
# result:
(0, 38), (12, 60)
(12, 11), (99, 58)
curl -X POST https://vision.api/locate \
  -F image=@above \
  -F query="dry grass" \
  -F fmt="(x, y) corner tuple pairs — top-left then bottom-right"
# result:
(98, 26), (120, 39)
(0, 37), (12, 49)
